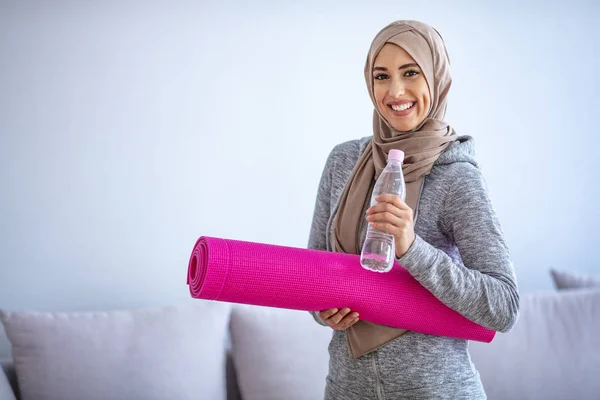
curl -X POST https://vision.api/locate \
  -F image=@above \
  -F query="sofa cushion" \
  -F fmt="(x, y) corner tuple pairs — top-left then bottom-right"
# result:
(0, 301), (231, 400)
(229, 305), (332, 400)
(550, 268), (600, 290)
(468, 289), (600, 400)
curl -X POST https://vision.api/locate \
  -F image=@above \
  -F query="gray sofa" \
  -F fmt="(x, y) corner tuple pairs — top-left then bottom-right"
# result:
(1, 287), (599, 400)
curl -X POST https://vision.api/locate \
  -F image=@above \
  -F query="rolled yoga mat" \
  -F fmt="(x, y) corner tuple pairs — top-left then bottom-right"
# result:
(187, 236), (495, 343)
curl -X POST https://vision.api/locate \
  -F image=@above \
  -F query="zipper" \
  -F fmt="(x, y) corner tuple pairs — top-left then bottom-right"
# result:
(412, 176), (426, 225)
(325, 185), (340, 252)
(371, 352), (385, 400)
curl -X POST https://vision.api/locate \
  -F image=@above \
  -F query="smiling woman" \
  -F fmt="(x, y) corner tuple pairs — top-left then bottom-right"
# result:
(307, 20), (520, 400)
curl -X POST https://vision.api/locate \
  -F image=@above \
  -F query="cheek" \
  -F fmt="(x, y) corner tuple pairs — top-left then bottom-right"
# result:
(421, 94), (431, 114)
(418, 81), (431, 113)
(373, 85), (387, 110)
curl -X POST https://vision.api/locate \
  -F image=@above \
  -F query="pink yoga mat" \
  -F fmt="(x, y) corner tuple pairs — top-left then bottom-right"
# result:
(187, 236), (495, 343)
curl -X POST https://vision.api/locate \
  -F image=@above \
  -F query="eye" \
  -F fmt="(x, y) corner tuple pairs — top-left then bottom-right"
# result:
(374, 73), (389, 81)
(404, 69), (419, 78)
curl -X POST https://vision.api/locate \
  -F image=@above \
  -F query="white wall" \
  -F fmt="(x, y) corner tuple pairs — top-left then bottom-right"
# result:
(1, 0), (598, 359)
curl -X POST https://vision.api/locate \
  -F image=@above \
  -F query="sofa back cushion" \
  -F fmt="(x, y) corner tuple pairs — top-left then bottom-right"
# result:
(229, 305), (332, 400)
(469, 289), (600, 400)
(0, 301), (231, 400)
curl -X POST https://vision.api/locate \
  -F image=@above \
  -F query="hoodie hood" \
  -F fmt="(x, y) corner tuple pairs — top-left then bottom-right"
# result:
(358, 134), (478, 169)
(434, 135), (478, 168)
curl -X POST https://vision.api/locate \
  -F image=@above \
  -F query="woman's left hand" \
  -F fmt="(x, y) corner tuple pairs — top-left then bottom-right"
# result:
(366, 194), (416, 259)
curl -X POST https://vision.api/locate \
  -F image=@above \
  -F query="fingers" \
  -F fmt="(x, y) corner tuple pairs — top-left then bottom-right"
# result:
(319, 308), (339, 320)
(369, 219), (414, 239)
(367, 202), (402, 218)
(367, 197), (413, 221)
(334, 311), (359, 330)
(366, 207), (413, 233)
(329, 308), (351, 325)
(366, 211), (403, 226)
(319, 308), (360, 330)
(375, 194), (411, 210)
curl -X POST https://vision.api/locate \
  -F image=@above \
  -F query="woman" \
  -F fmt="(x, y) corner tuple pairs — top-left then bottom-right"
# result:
(308, 20), (520, 399)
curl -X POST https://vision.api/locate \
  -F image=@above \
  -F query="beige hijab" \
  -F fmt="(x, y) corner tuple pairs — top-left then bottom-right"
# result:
(331, 20), (458, 358)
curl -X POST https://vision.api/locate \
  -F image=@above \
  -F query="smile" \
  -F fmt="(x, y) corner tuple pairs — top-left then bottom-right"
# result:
(388, 102), (416, 116)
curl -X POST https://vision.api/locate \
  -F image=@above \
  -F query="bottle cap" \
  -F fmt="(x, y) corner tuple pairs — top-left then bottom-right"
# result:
(388, 149), (404, 163)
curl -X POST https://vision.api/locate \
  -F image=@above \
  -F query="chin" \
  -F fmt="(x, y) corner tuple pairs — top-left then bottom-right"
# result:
(390, 120), (417, 132)
(381, 109), (421, 132)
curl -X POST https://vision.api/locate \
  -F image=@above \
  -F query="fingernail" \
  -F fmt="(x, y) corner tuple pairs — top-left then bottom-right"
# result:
(352, 313), (359, 318)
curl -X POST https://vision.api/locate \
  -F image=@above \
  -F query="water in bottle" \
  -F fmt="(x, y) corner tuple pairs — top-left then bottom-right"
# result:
(360, 149), (406, 273)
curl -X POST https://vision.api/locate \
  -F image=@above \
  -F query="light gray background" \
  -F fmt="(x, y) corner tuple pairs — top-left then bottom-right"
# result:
(1, 0), (598, 358)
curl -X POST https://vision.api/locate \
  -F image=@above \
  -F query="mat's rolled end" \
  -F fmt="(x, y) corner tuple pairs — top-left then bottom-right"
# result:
(187, 236), (229, 301)
(187, 237), (209, 298)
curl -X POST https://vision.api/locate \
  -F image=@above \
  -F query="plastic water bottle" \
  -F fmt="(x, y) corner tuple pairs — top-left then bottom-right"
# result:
(360, 149), (406, 273)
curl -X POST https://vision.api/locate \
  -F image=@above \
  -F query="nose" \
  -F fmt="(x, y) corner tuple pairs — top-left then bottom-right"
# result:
(389, 78), (405, 97)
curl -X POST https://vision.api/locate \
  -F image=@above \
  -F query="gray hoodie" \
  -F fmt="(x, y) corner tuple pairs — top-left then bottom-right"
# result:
(308, 135), (519, 400)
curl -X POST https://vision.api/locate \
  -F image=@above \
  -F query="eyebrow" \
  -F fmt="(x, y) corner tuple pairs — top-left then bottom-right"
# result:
(373, 63), (419, 72)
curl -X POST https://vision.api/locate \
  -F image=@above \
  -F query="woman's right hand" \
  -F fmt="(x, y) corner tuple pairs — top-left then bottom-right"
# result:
(318, 308), (360, 330)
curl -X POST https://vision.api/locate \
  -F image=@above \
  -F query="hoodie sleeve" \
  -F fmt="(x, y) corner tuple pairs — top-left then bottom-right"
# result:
(397, 163), (520, 333)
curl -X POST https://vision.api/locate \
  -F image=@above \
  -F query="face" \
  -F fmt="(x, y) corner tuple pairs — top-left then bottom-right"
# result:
(372, 43), (431, 132)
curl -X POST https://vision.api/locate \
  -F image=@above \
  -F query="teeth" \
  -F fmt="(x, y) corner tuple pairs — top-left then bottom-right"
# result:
(391, 103), (413, 111)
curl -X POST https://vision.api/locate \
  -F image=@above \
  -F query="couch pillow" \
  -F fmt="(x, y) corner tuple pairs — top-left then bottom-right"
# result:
(469, 289), (600, 400)
(550, 268), (600, 290)
(229, 305), (332, 400)
(0, 301), (231, 400)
